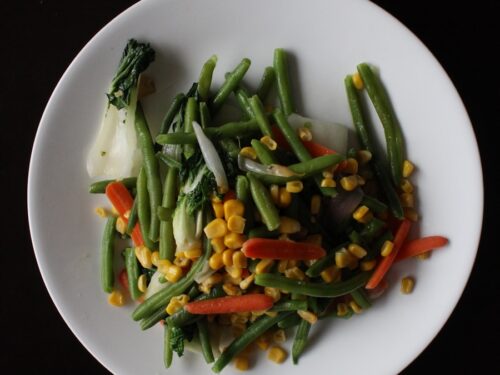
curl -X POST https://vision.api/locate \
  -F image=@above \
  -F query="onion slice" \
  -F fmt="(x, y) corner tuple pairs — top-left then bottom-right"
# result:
(237, 155), (302, 177)
(192, 121), (228, 193)
(323, 188), (364, 225)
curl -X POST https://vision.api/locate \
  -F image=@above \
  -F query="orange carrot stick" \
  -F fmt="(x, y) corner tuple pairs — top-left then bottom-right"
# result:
(242, 238), (326, 260)
(271, 126), (339, 157)
(396, 236), (449, 262)
(185, 294), (274, 314)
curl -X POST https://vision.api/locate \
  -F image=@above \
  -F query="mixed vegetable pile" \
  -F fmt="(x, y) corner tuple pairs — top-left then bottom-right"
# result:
(88, 39), (449, 372)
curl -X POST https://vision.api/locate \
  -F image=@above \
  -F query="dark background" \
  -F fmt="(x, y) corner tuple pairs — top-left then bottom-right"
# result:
(2, 0), (498, 373)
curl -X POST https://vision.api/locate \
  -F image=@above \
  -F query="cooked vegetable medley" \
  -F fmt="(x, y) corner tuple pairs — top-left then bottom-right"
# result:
(88, 39), (449, 372)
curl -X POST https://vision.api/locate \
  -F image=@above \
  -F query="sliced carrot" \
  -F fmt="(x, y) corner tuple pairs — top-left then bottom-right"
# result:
(396, 236), (449, 262)
(271, 126), (339, 157)
(222, 190), (237, 202)
(242, 238), (326, 260)
(118, 269), (129, 291)
(365, 219), (411, 290)
(185, 294), (274, 314)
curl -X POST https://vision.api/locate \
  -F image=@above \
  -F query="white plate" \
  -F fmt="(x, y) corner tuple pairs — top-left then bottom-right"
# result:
(28, 0), (483, 374)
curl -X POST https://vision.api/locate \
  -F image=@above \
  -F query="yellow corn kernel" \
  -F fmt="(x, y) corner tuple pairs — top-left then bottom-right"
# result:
(209, 253), (224, 270)
(165, 294), (189, 315)
(286, 180), (303, 193)
(240, 146), (257, 160)
(320, 265), (340, 283)
(265, 310), (278, 318)
(264, 287), (281, 302)
(381, 240), (394, 257)
(174, 255), (191, 268)
(211, 237), (226, 253)
(234, 356), (249, 371)
(137, 274), (148, 293)
(352, 72), (364, 90)
(255, 259), (274, 274)
(198, 283), (211, 294)
(268, 346), (287, 364)
(157, 259), (172, 274)
(356, 174), (366, 186)
(227, 215), (246, 234)
(184, 248), (202, 260)
(95, 207), (108, 218)
(108, 290), (125, 307)
(135, 246), (153, 269)
(352, 205), (370, 222)
(278, 187), (292, 208)
(400, 179), (414, 193)
(223, 282), (242, 296)
(340, 175), (358, 191)
(335, 248), (351, 268)
(404, 207), (419, 222)
(270, 184), (280, 205)
(233, 251), (248, 269)
(310, 195), (321, 215)
(204, 218), (228, 239)
(403, 160), (415, 178)
(337, 302), (349, 317)
(277, 260), (289, 274)
(255, 335), (271, 350)
(212, 201), (224, 218)
(115, 216), (127, 234)
(272, 329), (286, 344)
(231, 313), (249, 326)
(224, 199), (245, 221)
(349, 300), (363, 314)
(400, 192), (415, 208)
(223, 272), (242, 286)
(111, 205), (120, 216)
(298, 127), (312, 141)
(284, 266), (306, 281)
(239, 273), (255, 290)
(202, 273), (223, 289)
(418, 251), (432, 260)
(348, 243), (367, 259)
(278, 233), (291, 242)
(222, 249), (235, 267)
(297, 310), (318, 324)
(226, 265), (243, 279)
(151, 251), (160, 267)
(260, 135), (277, 151)
(322, 169), (334, 179)
(344, 158), (359, 174)
(401, 276), (415, 294)
(165, 265), (183, 283)
(356, 150), (372, 164)
(211, 194), (223, 203)
(320, 177), (336, 188)
(360, 259), (377, 271)
(279, 216), (301, 234)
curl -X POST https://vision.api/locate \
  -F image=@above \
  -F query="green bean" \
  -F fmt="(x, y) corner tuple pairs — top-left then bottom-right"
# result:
(349, 230), (363, 245)
(89, 177), (137, 194)
(247, 172), (280, 231)
(274, 48), (295, 116)
(277, 313), (301, 329)
(357, 63), (404, 186)
(198, 55), (218, 101)
(156, 152), (183, 169)
(157, 207), (174, 221)
(211, 58), (251, 114)
(249, 95), (273, 136)
(187, 284), (201, 300)
(251, 139), (277, 165)
(256, 66), (275, 103)
(140, 305), (168, 330)
(305, 242), (348, 278)
(159, 93), (185, 135)
(124, 247), (142, 300)
(137, 168), (156, 250)
(270, 299), (308, 312)
(360, 217), (385, 242)
(350, 288), (372, 310)
(100, 216), (117, 293)
(212, 312), (292, 373)
(164, 322), (173, 368)
(345, 75), (403, 218)
(273, 108), (310, 162)
(135, 104), (162, 241)
(246, 171), (298, 186)
(197, 319), (214, 363)
(199, 101), (211, 128)
(219, 138), (240, 160)
(183, 97), (199, 159)
(248, 226), (279, 239)
(132, 223), (213, 321)
(159, 167), (178, 260)
(234, 84), (253, 120)
(361, 195), (388, 214)
(366, 230), (393, 260)
(125, 197), (138, 234)
(292, 319), (311, 364)
(288, 154), (344, 177)
(156, 119), (259, 145)
(236, 175), (250, 203)
(255, 271), (371, 298)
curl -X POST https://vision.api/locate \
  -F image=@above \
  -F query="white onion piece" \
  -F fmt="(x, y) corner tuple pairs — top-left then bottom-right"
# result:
(192, 121), (228, 193)
(288, 113), (348, 155)
(237, 155), (301, 177)
(145, 270), (170, 299)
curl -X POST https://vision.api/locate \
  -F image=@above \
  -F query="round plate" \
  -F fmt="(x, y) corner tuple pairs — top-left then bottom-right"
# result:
(28, 0), (483, 374)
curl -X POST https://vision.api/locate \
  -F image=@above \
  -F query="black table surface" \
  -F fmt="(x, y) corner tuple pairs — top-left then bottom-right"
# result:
(3, 0), (498, 373)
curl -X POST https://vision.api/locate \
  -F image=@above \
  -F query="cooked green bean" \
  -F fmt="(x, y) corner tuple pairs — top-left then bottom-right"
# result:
(274, 48), (295, 116)
(255, 271), (371, 298)
(199, 101), (211, 128)
(89, 177), (137, 194)
(211, 58), (251, 114)
(164, 322), (173, 368)
(273, 108), (310, 162)
(197, 319), (214, 363)
(249, 95), (273, 136)
(183, 97), (198, 159)
(256, 66), (275, 103)
(248, 172), (280, 231)
(360, 217), (385, 242)
(198, 55), (218, 101)
(219, 138), (240, 160)
(246, 171), (299, 186)
(124, 247), (142, 300)
(277, 313), (301, 329)
(159, 93), (185, 135)
(157, 206), (174, 221)
(159, 167), (178, 260)
(248, 226), (279, 238)
(289, 154), (344, 177)
(156, 119), (259, 145)
(292, 319), (311, 364)
(305, 242), (348, 278)
(350, 288), (372, 310)
(361, 195), (388, 214)
(101, 216), (117, 293)
(234, 84), (253, 120)
(135, 104), (162, 241)
(125, 197), (138, 234)
(140, 305), (168, 330)
(156, 152), (183, 169)
(212, 312), (292, 373)
(270, 299), (308, 312)
(357, 63), (404, 185)
(137, 168), (155, 250)
(236, 175), (250, 203)
(251, 139), (277, 165)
